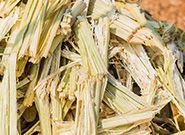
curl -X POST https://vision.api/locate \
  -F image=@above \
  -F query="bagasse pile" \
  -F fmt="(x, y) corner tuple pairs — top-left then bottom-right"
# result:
(1, 0), (185, 135)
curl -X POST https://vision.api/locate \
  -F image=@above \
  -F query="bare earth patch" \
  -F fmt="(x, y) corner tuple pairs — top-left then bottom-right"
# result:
(141, 0), (185, 30)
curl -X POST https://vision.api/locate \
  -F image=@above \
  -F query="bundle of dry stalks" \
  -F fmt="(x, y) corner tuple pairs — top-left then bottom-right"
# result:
(0, 0), (185, 134)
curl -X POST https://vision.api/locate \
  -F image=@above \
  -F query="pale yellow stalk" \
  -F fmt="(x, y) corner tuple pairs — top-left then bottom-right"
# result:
(47, 0), (69, 18)
(0, 0), (21, 17)
(94, 17), (110, 68)
(31, 7), (66, 63)
(35, 57), (53, 135)
(0, 7), (19, 42)
(49, 45), (63, 135)
(0, 21), (19, 73)
(74, 17), (108, 134)
(60, 48), (148, 114)
(23, 64), (40, 106)
(0, 44), (17, 135)
(29, 0), (86, 63)
(8, 53), (17, 135)
(89, 0), (185, 118)
(58, 110), (156, 134)
(116, 41), (157, 104)
(18, 0), (48, 59)
(0, 18), (19, 135)
(0, 68), (9, 135)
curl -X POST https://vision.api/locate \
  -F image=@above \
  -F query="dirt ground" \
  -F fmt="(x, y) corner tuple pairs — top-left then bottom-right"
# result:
(141, 0), (185, 30)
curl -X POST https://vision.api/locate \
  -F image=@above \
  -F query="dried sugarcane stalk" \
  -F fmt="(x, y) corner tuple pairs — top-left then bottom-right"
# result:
(0, 7), (19, 42)
(32, 7), (66, 62)
(88, 0), (185, 118)
(1, 0), (185, 134)
(94, 17), (110, 69)
(0, 67), (11, 135)
(106, 74), (147, 114)
(0, 0), (21, 17)
(0, 16), (21, 134)
(61, 48), (149, 114)
(46, 0), (69, 18)
(18, 0), (48, 59)
(47, 45), (62, 135)
(23, 64), (40, 107)
(29, 0), (86, 63)
(34, 57), (53, 135)
(74, 17), (108, 134)
(112, 38), (157, 104)
(58, 109), (156, 134)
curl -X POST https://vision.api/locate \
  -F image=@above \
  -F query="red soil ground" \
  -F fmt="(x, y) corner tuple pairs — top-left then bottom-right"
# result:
(141, 0), (185, 30)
